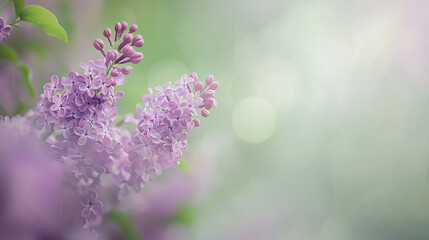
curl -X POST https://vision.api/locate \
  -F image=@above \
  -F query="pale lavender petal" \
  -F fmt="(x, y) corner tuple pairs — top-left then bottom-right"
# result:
(78, 135), (87, 145)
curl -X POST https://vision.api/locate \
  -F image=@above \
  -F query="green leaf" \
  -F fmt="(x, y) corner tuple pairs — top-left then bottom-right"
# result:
(18, 5), (68, 43)
(17, 63), (34, 97)
(14, 103), (27, 115)
(177, 160), (189, 173)
(0, 44), (18, 64)
(169, 204), (196, 227)
(108, 210), (142, 240)
(13, 0), (25, 18)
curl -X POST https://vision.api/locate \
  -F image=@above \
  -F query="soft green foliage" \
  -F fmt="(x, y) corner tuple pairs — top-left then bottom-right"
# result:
(14, 103), (27, 115)
(17, 63), (33, 97)
(18, 5), (68, 43)
(108, 210), (142, 240)
(0, 45), (34, 98)
(13, 0), (25, 18)
(169, 204), (196, 227)
(0, 44), (18, 64)
(177, 160), (189, 173)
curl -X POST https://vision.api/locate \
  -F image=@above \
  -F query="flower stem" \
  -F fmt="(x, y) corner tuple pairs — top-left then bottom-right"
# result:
(10, 19), (21, 27)
(0, 0), (7, 15)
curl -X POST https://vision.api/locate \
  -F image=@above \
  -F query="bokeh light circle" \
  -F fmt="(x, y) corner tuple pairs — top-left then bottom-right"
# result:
(232, 97), (276, 143)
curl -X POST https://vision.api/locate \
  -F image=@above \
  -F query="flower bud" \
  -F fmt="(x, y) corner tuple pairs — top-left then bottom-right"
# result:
(201, 90), (215, 99)
(122, 45), (135, 57)
(121, 21), (128, 32)
(111, 69), (119, 77)
(205, 75), (214, 85)
(93, 38), (104, 50)
(201, 109), (210, 117)
(120, 66), (132, 75)
(115, 22), (122, 41)
(115, 22), (122, 32)
(192, 118), (200, 127)
(103, 28), (113, 46)
(204, 101), (213, 110)
(130, 53), (144, 64)
(194, 81), (203, 92)
(203, 98), (214, 104)
(129, 24), (138, 33)
(118, 33), (133, 50)
(209, 81), (219, 90)
(122, 33), (133, 44)
(131, 35), (144, 47)
(107, 50), (118, 61)
(190, 72), (198, 81)
(103, 28), (111, 38)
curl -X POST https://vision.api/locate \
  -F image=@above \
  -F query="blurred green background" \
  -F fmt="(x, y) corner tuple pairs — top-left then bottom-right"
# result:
(9, 0), (429, 239)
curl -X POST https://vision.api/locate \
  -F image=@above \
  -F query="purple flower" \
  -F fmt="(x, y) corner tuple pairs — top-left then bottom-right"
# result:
(74, 94), (97, 112)
(0, 125), (66, 239)
(43, 75), (65, 98)
(80, 60), (106, 77)
(50, 91), (70, 117)
(95, 73), (112, 95)
(79, 76), (102, 97)
(73, 123), (97, 145)
(54, 120), (75, 139)
(25, 21), (218, 233)
(0, 18), (11, 43)
(81, 190), (103, 218)
(62, 71), (84, 87)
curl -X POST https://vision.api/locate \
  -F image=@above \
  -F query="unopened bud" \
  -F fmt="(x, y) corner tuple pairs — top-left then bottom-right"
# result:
(192, 118), (200, 127)
(118, 33), (133, 50)
(121, 21), (128, 32)
(209, 81), (219, 90)
(111, 69), (120, 77)
(201, 90), (215, 99)
(194, 81), (203, 92)
(107, 50), (118, 61)
(122, 33), (133, 44)
(120, 66), (132, 75)
(204, 101), (213, 110)
(93, 38), (104, 50)
(115, 22), (122, 41)
(201, 109), (210, 117)
(129, 24), (138, 33)
(130, 52), (143, 64)
(131, 35), (144, 47)
(115, 22), (122, 32)
(205, 75), (214, 85)
(190, 72), (198, 81)
(103, 28), (111, 38)
(122, 45), (135, 57)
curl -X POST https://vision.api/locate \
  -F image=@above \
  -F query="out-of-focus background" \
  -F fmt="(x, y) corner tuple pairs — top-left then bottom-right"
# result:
(4, 0), (429, 239)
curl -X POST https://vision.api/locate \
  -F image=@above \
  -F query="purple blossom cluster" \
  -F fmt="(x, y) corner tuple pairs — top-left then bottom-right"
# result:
(0, 17), (11, 42)
(120, 72), (218, 194)
(0, 21), (218, 231)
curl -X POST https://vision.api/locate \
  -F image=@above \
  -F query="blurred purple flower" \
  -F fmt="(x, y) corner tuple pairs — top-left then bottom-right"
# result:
(0, 20), (218, 236)
(0, 122), (64, 239)
(0, 18), (11, 42)
(81, 190), (104, 218)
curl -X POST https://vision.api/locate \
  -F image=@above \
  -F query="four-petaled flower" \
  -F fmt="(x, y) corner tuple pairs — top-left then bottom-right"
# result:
(50, 92), (70, 117)
(79, 77), (102, 97)
(44, 75), (65, 98)
(74, 124), (97, 145)
(81, 190), (103, 218)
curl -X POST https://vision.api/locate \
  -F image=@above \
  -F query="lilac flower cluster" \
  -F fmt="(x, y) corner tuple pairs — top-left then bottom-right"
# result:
(0, 17), (11, 42)
(119, 73), (218, 194)
(4, 21), (218, 229)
